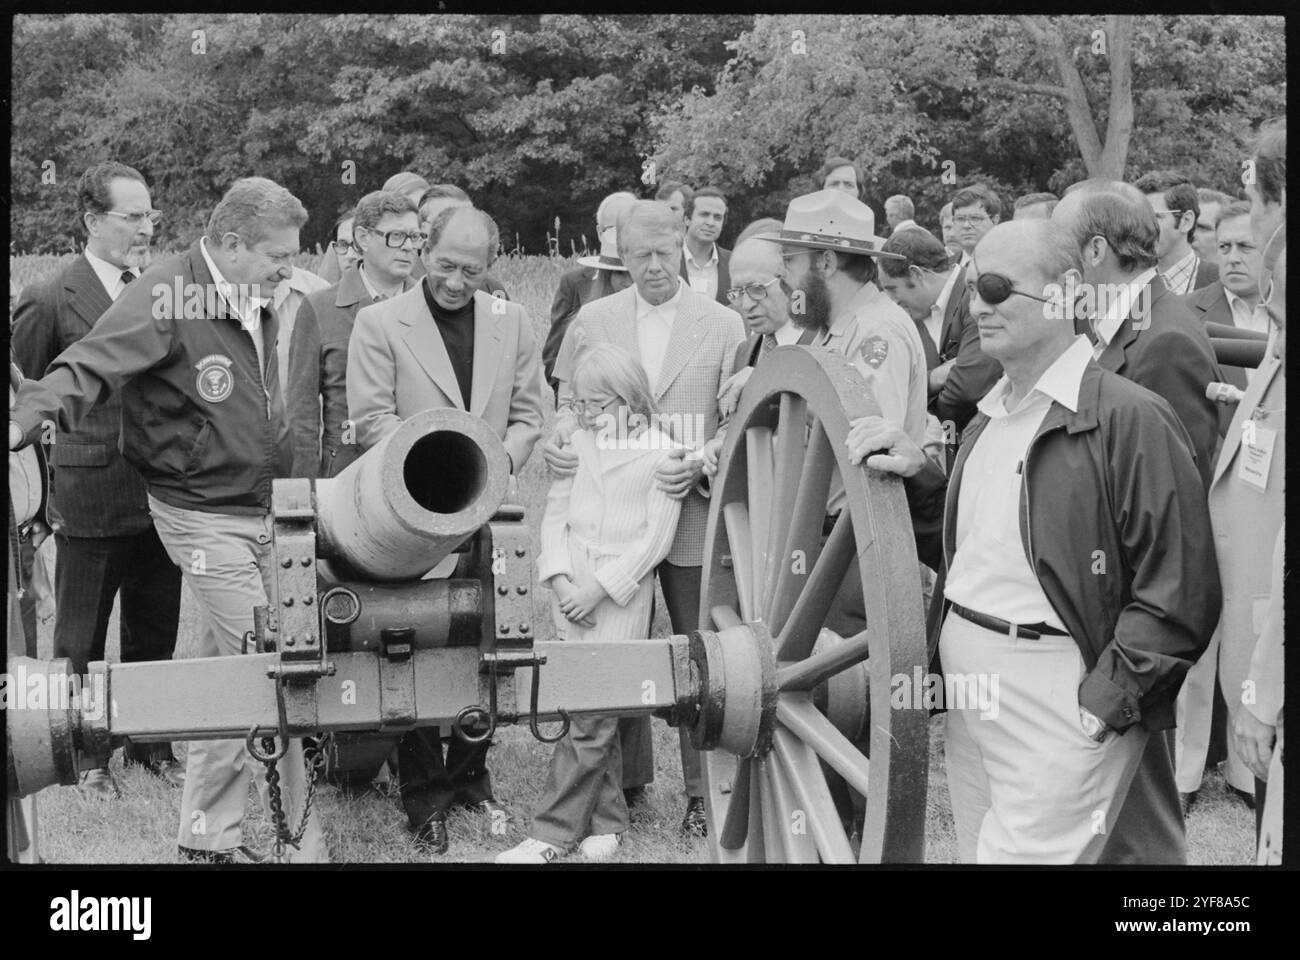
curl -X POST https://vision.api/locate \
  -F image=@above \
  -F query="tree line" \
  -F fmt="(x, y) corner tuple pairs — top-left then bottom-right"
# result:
(10, 13), (1285, 255)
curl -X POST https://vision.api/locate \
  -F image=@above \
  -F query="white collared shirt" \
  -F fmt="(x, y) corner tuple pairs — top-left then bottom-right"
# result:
(773, 320), (803, 346)
(635, 284), (684, 389)
(199, 236), (270, 375)
(683, 243), (719, 300)
(924, 264), (962, 351)
(1161, 248), (1199, 296)
(1224, 288), (1269, 335)
(357, 262), (395, 304)
(943, 335), (1095, 628)
(84, 247), (137, 301)
(1090, 267), (1158, 358)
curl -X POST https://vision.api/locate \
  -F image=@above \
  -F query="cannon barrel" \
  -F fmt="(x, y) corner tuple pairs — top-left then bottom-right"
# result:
(315, 408), (511, 581)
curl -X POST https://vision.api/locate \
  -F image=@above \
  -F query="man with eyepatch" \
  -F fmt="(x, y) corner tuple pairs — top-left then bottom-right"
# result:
(846, 219), (1219, 863)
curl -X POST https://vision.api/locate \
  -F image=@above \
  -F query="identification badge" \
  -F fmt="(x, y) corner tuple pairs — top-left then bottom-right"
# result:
(195, 354), (235, 403)
(1236, 424), (1276, 492)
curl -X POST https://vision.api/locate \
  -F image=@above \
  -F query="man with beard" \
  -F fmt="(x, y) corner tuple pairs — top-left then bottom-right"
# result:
(10, 161), (184, 796)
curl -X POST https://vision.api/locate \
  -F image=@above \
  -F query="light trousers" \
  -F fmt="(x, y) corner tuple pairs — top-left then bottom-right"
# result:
(940, 612), (1148, 864)
(149, 495), (327, 862)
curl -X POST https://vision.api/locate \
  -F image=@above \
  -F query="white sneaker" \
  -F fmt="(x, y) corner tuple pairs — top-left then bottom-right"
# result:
(578, 833), (622, 862)
(495, 837), (565, 864)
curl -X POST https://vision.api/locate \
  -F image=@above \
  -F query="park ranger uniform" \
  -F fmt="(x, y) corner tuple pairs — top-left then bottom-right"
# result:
(9, 238), (326, 862)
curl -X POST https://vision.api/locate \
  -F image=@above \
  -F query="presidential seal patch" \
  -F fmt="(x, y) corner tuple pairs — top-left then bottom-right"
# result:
(195, 354), (234, 403)
(863, 336), (889, 369)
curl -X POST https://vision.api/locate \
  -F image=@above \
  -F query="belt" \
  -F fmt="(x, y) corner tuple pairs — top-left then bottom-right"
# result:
(950, 603), (1068, 641)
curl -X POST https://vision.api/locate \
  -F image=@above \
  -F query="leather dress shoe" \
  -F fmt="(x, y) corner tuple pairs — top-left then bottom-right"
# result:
(623, 786), (647, 810)
(178, 844), (265, 864)
(80, 767), (117, 800)
(146, 759), (186, 787)
(1226, 784), (1256, 811)
(414, 816), (450, 856)
(1179, 790), (1198, 818)
(680, 796), (707, 838)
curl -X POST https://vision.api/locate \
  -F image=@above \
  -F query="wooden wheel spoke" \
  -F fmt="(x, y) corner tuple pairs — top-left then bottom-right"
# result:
(745, 426), (774, 618)
(710, 605), (743, 630)
(777, 629), (872, 691)
(762, 394), (808, 619)
(776, 696), (870, 797)
(757, 758), (784, 856)
(718, 756), (752, 851)
(722, 502), (755, 622)
(768, 419), (833, 634)
(772, 727), (854, 864)
(774, 510), (854, 661)
(767, 744), (820, 862)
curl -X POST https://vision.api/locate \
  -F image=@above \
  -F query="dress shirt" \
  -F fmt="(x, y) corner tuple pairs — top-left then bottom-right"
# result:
(634, 283), (683, 389)
(357, 262), (396, 304)
(943, 335), (1095, 628)
(84, 248), (138, 301)
(683, 243), (719, 301)
(199, 236), (269, 371)
(1224, 289), (1269, 335)
(1089, 267), (1157, 358)
(925, 264), (962, 351)
(773, 321), (803, 346)
(1161, 249), (1199, 296)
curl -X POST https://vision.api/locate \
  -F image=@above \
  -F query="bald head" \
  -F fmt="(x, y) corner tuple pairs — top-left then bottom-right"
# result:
(976, 220), (1081, 289)
(596, 192), (638, 233)
(730, 237), (785, 279)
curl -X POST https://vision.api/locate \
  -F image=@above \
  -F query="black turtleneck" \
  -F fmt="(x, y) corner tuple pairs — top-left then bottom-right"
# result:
(421, 278), (476, 409)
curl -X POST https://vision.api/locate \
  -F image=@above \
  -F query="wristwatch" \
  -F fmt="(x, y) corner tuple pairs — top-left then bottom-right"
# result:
(1079, 707), (1110, 742)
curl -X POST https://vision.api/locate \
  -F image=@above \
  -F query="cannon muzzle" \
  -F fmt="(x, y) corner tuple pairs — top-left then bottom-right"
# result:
(315, 408), (511, 581)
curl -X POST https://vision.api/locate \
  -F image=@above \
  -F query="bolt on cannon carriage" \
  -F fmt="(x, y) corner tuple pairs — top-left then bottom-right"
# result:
(7, 348), (931, 864)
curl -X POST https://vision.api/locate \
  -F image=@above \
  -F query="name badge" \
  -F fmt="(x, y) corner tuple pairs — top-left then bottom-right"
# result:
(1236, 424), (1276, 492)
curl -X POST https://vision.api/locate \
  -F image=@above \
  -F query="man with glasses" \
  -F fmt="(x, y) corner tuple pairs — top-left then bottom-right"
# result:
(314, 210), (358, 285)
(10, 176), (327, 863)
(287, 190), (422, 480)
(10, 160), (184, 798)
(847, 219), (1219, 863)
(949, 185), (1002, 269)
(1133, 170), (1220, 295)
(347, 204), (545, 856)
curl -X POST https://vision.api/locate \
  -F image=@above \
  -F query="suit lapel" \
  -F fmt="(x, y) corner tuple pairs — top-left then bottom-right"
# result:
(939, 264), (967, 353)
(655, 291), (705, 399)
(400, 289), (465, 410)
(64, 255), (114, 333)
(1213, 353), (1281, 486)
(469, 293), (502, 417)
(608, 288), (642, 362)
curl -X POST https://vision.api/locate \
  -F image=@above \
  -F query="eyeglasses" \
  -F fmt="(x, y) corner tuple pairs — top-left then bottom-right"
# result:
(362, 229), (427, 249)
(575, 397), (618, 416)
(331, 239), (354, 254)
(952, 215), (990, 226)
(970, 271), (1051, 305)
(102, 209), (162, 227)
(725, 277), (781, 303)
(1152, 210), (1187, 221)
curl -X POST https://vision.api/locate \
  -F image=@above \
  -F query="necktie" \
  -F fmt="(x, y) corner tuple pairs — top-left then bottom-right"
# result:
(759, 333), (777, 360)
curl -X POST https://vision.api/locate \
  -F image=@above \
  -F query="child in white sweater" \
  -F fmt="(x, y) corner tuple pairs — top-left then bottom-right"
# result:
(497, 342), (683, 863)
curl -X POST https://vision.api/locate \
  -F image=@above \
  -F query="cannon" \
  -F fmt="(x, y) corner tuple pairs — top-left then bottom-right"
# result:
(6, 350), (930, 863)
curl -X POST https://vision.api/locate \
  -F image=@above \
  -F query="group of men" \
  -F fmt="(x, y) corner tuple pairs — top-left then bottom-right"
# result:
(7, 116), (1285, 864)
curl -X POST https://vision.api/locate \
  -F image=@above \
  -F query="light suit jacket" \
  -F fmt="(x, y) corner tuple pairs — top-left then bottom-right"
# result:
(346, 286), (546, 472)
(553, 284), (745, 566)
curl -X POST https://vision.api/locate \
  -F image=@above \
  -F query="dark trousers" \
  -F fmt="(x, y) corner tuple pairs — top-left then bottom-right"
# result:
(619, 560), (703, 797)
(53, 526), (181, 765)
(398, 728), (493, 827)
(17, 538), (39, 657)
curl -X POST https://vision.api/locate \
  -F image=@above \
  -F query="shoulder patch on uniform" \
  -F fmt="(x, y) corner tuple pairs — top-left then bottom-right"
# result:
(862, 336), (889, 369)
(195, 354), (234, 403)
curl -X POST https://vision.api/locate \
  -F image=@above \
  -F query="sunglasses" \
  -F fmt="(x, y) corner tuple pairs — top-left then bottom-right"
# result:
(970, 271), (1051, 305)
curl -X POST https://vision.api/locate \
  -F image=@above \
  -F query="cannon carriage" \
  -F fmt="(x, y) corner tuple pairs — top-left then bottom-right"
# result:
(7, 349), (932, 863)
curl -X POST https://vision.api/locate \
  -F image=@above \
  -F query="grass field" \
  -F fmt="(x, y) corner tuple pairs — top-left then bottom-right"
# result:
(13, 252), (1257, 865)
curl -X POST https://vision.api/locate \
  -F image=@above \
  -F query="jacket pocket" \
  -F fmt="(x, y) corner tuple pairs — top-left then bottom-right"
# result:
(183, 420), (213, 477)
(49, 442), (111, 467)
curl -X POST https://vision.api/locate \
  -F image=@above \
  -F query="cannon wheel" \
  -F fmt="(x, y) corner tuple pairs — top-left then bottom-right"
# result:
(695, 345), (929, 863)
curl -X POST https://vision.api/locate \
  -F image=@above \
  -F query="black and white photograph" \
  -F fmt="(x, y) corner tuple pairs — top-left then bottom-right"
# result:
(4, 9), (1289, 919)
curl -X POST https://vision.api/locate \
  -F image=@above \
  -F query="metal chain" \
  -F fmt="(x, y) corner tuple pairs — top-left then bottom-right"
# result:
(259, 732), (331, 863)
